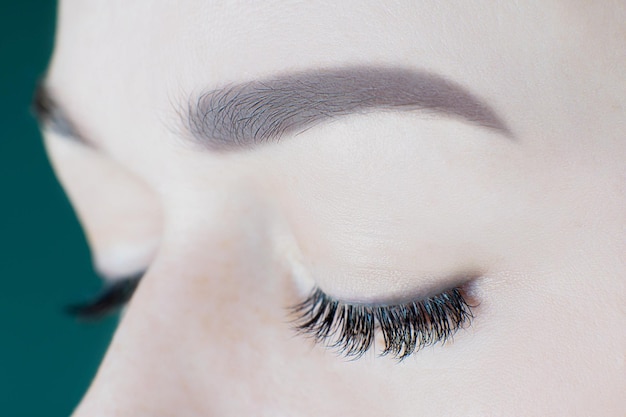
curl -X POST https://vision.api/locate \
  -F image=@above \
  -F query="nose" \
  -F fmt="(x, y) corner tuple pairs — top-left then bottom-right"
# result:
(68, 184), (389, 416)
(70, 205), (311, 416)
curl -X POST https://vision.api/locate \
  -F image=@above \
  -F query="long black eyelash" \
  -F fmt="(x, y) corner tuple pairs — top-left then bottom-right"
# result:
(291, 287), (474, 360)
(65, 274), (143, 321)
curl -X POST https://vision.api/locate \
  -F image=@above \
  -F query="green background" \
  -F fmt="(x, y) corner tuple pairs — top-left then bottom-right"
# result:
(1, 2), (118, 415)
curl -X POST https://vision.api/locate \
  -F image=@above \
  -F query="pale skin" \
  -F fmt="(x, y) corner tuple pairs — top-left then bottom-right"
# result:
(40, 1), (625, 416)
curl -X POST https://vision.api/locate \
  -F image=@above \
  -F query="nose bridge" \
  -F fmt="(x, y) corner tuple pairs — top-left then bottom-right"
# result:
(71, 203), (294, 416)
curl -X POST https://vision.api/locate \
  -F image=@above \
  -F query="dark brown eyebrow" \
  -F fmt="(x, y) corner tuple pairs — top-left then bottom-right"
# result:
(185, 66), (511, 152)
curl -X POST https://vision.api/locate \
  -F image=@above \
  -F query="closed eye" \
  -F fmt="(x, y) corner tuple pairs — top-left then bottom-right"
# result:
(290, 285), (475, 360)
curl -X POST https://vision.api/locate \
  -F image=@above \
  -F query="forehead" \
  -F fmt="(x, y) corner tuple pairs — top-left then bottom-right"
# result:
(45, 1), (623, 163)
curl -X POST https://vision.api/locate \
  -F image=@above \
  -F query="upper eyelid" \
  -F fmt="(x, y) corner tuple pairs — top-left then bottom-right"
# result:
(292, 283), (474, 311)
(304, 274), (480, 308)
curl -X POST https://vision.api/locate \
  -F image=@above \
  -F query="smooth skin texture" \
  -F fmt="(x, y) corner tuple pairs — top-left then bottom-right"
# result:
(41, 1), (625, 416)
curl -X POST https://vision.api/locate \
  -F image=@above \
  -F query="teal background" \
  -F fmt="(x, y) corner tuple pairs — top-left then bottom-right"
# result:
(1, 2), (118, 415)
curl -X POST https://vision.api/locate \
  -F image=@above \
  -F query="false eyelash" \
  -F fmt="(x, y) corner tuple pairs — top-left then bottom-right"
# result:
(65, 274), (143, 320)
(291, 287), (474, 360)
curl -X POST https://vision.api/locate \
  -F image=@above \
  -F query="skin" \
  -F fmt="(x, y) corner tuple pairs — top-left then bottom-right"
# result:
(41, 1), (625, 416)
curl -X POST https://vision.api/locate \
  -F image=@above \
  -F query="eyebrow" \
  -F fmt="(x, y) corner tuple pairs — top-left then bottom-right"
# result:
(185, 66), (511, 151)
(32, 66), (510, 151)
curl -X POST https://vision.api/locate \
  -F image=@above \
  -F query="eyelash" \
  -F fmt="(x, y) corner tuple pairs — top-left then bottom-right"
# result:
(66, 274), (142, 320)
(291, 286), (474, 360)
(68, 276), (475, 360)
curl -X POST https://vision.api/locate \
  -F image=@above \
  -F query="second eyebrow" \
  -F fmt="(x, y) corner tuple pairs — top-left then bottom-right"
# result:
(185, 66), (510, 152)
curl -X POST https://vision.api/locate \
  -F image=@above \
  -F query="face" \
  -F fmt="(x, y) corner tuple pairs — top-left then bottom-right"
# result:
(39, 1), (625, 415)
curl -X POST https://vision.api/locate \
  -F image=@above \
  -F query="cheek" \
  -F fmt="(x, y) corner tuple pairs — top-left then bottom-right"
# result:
(469, 264), (625, 412)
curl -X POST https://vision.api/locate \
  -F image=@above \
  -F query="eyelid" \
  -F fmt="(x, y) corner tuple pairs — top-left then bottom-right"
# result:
(65, 273), (143, 320)
(311, 272), (480, 307)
